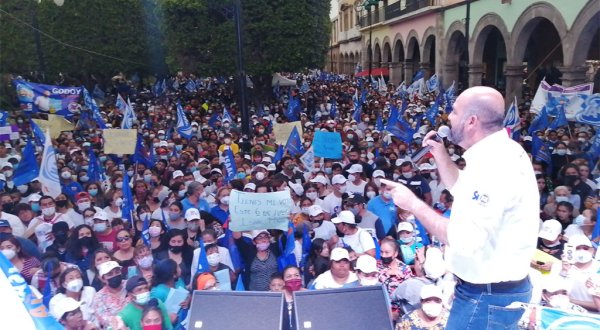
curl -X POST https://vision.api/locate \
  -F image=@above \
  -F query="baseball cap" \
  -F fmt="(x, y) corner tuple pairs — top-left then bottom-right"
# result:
(267, 164), (277, 171)
(538, 219), (562, 241)
(50, 297), (81, 320)
(330, 247), (350, 261)
(347, 164), (363, 174)
(569, 234), (592, 248)
(288, 182), (304, 196)
(331, 210), (355, 224)
(310, 175), (328, 185)
(346, 194), (366, 204)
(372, 170), (385, 178)
(541, 275), (569, 293)
(356, 255), (377, 273)
(331, 174), (347, 185)
(125, 275), (148, 292)
(98, 260), (122, 278)
(210, 168), (223, 175)
(244, 183), (257, 191)
(0, 220), (10, 228)
(308, 205), (324, 217)
(28, 193), (42, 202)
(93, 211), (109, 221)
(396, 222), (414, 233)
(184, 208), (201, 221)
(172, 170), (184, 179)
(420, 284), (443, 300)
(75, 192), (90, 201)
(251, 229), (270, 240)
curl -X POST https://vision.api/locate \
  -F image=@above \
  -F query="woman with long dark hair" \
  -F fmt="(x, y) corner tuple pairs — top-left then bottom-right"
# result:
(65, 224), (101, 285)
(154, 229), (193, 285)
(303, 238), (330, 287)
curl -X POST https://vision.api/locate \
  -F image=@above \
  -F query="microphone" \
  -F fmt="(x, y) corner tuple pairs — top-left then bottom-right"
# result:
(411, 126), (450, 163)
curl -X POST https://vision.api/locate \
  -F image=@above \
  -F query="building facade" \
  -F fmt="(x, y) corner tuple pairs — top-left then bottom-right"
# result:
(328, 0), (599, 102)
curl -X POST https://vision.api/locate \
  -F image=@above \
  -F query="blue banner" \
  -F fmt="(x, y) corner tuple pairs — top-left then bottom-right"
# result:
(223, 149), (237, 183)
(312, 131), (342, 159)
(13, 80), (81, 119)
(0, 253), (64, 329)
(539, 306), (600, 329)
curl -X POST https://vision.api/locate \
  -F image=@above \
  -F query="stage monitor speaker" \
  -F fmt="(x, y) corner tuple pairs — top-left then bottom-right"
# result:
(187, 290), (284, 330)
(293, 285), (394, 330)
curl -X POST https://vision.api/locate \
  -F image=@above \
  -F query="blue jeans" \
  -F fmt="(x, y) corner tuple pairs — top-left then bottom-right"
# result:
(446, 277), (532, 330)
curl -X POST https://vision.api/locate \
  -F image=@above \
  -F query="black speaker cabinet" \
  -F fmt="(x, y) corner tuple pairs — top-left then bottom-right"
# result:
(293, 286), (394, 330)
(187, 290), (284, 330)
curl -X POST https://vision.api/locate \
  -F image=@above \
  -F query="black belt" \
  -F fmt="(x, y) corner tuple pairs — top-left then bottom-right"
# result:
(456, 276), (529, 293)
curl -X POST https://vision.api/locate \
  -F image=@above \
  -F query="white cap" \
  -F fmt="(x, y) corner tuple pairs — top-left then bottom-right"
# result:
(172, 170), (184, 179)
(255, 164), (268, 171)
(184, 208), (201, 221)
(420, 284), (443, 300)
(423, 247), (446, 280)
(372, 170), (385, 178)
(197, 158), (209, 164)
(418, 163), (436, 171)
(310, 175), (328, 185)
(396, 221), (414, 233)
(50, 297), (81, 320)
(347, 164), (363, 174)
(27, 193), (42, 202)
(251, 229), (270, 240)
(541, 275), (569, 293)
(244, 183), (257, 191)
(569, 234), (592, 248)
(98, 260), (122, 278)
(211, 168), (223, 175)
(331, 174), (347, 185)
(308, 205), (324, 217)
(538, 219), (562, 241)
(356, 255), (377, 273)
(331, 210), (355, 224)
(266, 151), (276, 158)
(288, 182), (304, 196)
(93, 210), (109, 221)
(262, 156), (272, 163)
(330, 247), (350, 261)
(267, 164), (277, 171)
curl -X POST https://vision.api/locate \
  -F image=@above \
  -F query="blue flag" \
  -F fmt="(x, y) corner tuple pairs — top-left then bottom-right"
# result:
(82, 86), (107, 129)
(285, 94), (301, 121)
(176, 102), (193, 139)
(223, 149), (237, 183)
(376, 112), (384, 131)
(300, 224), (311, 268)
(208, 113), (221, 129)
(412, 70), (425, 82)
(0, 110), (7, 126)
(528, 106), (550, 135)
(133, 135), (154, 168)
(503, 96), (521, 141)
(277, 221), (297, 271)
(329, 99), (337, 118)
(235, 273), (245, 291)
(352, 89), (362, 123)
(532, 135), (551, 165)
(220, 228), (243, 271)
(92, 84), (105, 103)
(121, 97), (136, 129)
(285, 127), (305, 156)
(121, 172), (134, 226)
(185, 80), (197, 93)
(160, 209), (170, 230)
(444, 81), (456, 113)
(222, 107), (234, 123)
(425, 94), (441, 125)
(29, 117), (46, 146)
(273, 81), (280, 99)
(549, 106), (568, 129)
(141, 214), (151, 247)
(196, 237), (210, 273)
(85, 149), (101, 183)
(13, 138), (39, 186)
(387, 116), (415, 144)
(426, 74), (439, 93)
(42, 263), (53, 308)
(273, 144), (284, 165)
(300, 80), (309, 94)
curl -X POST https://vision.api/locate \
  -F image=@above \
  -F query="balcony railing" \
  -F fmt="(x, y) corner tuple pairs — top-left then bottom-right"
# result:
(358, 0), (439, 27)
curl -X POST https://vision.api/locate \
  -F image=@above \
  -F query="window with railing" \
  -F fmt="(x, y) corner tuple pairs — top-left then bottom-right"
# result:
(358, 0), (439, 26)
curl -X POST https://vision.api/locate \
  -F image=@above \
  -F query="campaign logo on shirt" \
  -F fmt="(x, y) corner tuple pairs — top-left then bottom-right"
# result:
(472, 191), (489, 206)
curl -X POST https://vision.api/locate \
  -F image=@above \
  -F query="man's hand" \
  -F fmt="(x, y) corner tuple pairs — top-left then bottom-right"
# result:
(380, 179), (418, 212)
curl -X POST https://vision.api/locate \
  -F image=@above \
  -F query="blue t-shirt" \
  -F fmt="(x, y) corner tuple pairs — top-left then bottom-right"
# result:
(399, 242), (424, 265)
(181, 197), (210, 213)
(62, 181), (84, 201)
(210, 205), (229, 225)
(367, 196), (397, 234)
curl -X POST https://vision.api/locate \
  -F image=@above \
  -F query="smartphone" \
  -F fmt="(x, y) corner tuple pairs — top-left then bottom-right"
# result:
(564, 243), (576, 264)
(535, 260), (545, 266)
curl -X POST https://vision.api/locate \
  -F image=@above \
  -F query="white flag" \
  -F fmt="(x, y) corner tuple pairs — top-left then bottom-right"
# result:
(39, 130), (61, 198)
(300, 147), (315, 173)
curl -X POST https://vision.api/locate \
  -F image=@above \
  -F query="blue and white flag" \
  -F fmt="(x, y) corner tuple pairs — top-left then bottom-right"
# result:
(141, 214), (150, 247)
(39, 130), (60, 198)
(12, 138), (39, 187)
(196, 237), (210, 274)
(285, 94), (301, 121)
(300, 80), (310, 94)
(223, 149), (237, 183)
(425, 94), (441, 125)
(528, 106), (550, 135)
(426, 74), (439, 93)
(549, 100), (569, 129)
(121, 171), (134, 225)
(538, 306), (600, 329)
(12, 79), (81, 119)
(406, 78), (424, 99)
(444, 81), (456, 113)
(82, 86), (107, 129)
(29, 117), (46, 146)
(299, 147), (315, 173)
(87, 148), (104, 183)
(352, 89), (362, 122)
(121, 97), (136, 129)
(176, 102), (193, 140)
(412, 70), (425, 82)
(273, 144), (284, 165)
(503, 96), (521, 141)
(378, 75), (387, 94)
(222, 107), (234, 123)
(116, 93), (127, 114)
(185, 80), (197, 93)
(532, 135), (551, 165)
(0, 110), (7, 126)
(573, 93), (600, 126)
(285, 126), (305, 156)
(395, 81), (407, 99)
(376, 112), (384, 131)
(531, 80), (594, 120)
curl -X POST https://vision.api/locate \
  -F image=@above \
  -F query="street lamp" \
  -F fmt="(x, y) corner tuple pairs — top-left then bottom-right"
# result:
(357, 0), (382, 77)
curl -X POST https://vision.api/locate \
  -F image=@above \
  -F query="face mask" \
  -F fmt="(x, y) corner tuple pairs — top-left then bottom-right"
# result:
(448, 148), (455, 155)
(78, 202), (91, 211)
(93, 222), (107, 233)
(29, 203), (39, 213)
(115, 181), (123, 189)
(422, 302), (443, 318)
(393, 173), (401, 180)
(306, 192), (318, 201)
(41, 207), (55, 217)
(301, 207), (310, 215)
(380, 256), (394, 265)
(114, 198), (123, 207)
(55, 200), (68, 209)
(284, 278), (303, 292)
(221, 196), (230, 205)
(324, 168), (333, 175)
(430, 172), (438, 180)
(169, 245), (183, 254)
(255, 172), (266, 181)
(1, 249), (16, 260)
(573, 214), (586, 226)
(80, 175), (89, 183)
(188, 223), (199, 232)
(548, 294), (570, 309)
(169, 212), (180, 221)
(366, 191), (376, 199)
(256, 242), (270, 251)
(338, 185), (347, 194)
(348, 174), (356, 182)
(88, 189), (98, 197)
(574, 249), (593, 263)
(312, 220), (323, 228)
(207, 253), (220, 266)
(17, 185), (28, 194)
(65, 279), (83, 293)
(402, 172), (414, 179)
(286, 164), (295, 171)
(107, 274), (123, 289)
(135, 291), (151, 305)
(400, 236), (414, 244)
(61, 172), (72, 180)
(148, 226), (162, 238)
(555, 196), (569, 203)
(382, 191), (392, 200)
(143, 174), (152, 183)
(138, 255), (154, 269)
(360, 277), (379, 286)
(556, 149), (567, 156)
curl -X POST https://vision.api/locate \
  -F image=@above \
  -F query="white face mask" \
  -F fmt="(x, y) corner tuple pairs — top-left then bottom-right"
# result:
(61, 171), (72, 180)
(366, 191), (376, 199)
(402, 172), (414, 179)
(554, 196), (569, 203)
(138, 255), (154, 269)
(207, 253), (220, 266)
(338, 185), (347, 194)
(135, 291), (151, 305)
(574, 249), (593, 263)
(78, 202), (91, 210)
(430, 172), (438, 180)
(41, 207), (55, 217)
(422, 302), (443, 318)
(149, 226), (162, 238)
(548, 294), (570, 309)
(373, 178), (381, 187)
(1, 248), (16, 260)
(65, 279), (83, 293)
(359, 277), (379, 286)
(255, 172), (266, 181)
(221, 196), (230, 205)
(348, 174), (356, 182)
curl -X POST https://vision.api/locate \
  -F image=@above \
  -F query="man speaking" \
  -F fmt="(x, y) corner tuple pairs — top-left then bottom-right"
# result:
(384, 86), (538, 329)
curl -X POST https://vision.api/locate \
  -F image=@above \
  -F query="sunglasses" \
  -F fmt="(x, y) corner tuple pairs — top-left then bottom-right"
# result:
(116, 236), (131, 242)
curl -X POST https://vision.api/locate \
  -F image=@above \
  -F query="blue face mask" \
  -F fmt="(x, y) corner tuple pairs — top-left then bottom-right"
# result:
(399, 236), (414, 244)
(574, 215), (586, 226)
(31, 203), (40, 212)
(88, 189), (99, 197)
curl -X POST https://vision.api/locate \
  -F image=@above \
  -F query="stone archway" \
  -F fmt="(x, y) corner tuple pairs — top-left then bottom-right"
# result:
(566, 1), (600, 87)
(349, 53), (356, 74)
(470, 14), (510, 88)
(392, 34), (406, 83)
(406, 30), (420, 81)
(374, 42), (382, 69)
(443, 20), (467, 88)
(422, 34), (436, 78)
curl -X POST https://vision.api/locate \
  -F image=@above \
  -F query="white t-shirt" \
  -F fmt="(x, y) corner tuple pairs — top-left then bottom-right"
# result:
(321, 193), (342, 216)
(429, 180), (446, 205)
(49, 286), (97, 323)
(28, 213), (75, 252)
(313, 221), (336, 241)
(103, 206), (122, 221)
(339, 227), (375, 254)
(0, 211), (26, 237)
(312, 270), (358, 290)
(190, 246), (234, 280)
(346, 180), (367, 196)
(566, 260), (600, 305)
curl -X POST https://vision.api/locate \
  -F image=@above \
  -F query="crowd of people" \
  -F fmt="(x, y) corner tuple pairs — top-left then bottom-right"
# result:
(1, 71), (599, 330)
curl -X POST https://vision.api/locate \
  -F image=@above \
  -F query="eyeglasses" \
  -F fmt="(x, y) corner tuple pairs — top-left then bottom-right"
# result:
(117, 236), (131, 242)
